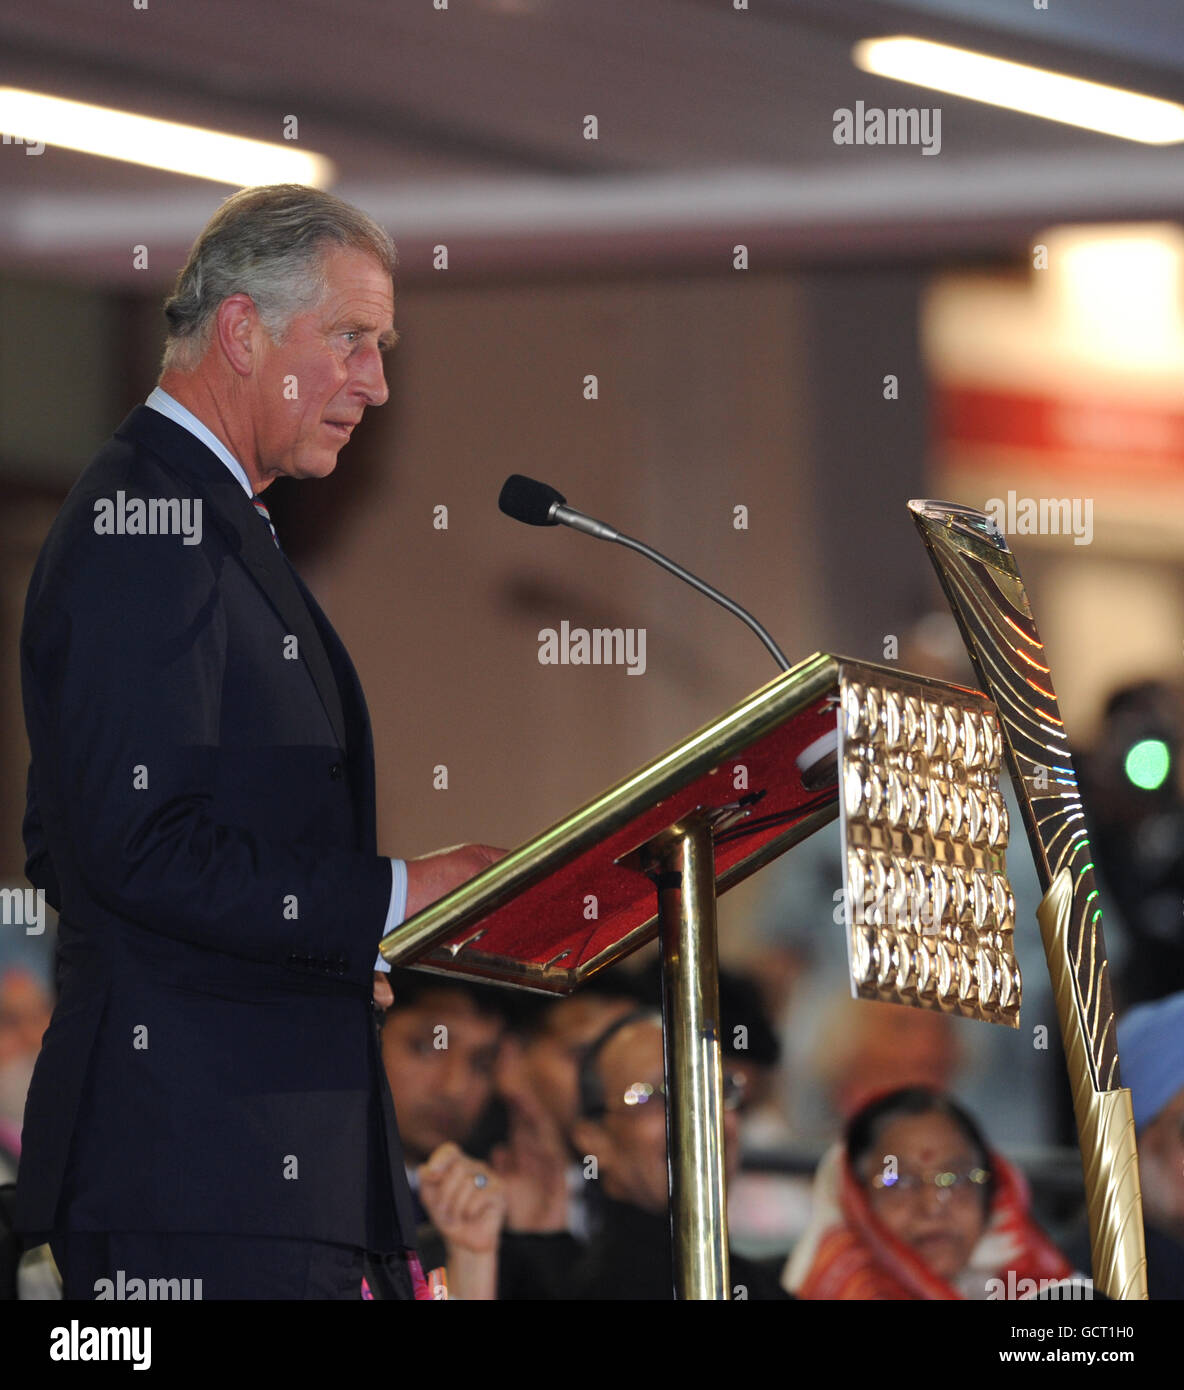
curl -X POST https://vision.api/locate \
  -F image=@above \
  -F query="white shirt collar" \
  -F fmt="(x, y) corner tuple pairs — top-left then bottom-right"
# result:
(145, 387), (254, 498)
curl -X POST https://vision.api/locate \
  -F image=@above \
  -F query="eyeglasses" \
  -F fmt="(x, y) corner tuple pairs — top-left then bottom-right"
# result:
(868, 1167), (990, 1202)
(601, 1071), (748, 1116)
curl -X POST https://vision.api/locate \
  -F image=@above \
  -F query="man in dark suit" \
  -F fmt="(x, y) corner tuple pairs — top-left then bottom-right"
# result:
(17, 185), (498, 1299)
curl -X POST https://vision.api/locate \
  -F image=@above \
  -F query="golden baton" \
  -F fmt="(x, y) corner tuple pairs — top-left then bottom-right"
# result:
(909, 499), (1147, 1301)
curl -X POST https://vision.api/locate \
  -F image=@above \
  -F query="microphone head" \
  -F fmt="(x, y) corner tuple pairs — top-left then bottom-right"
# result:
(499, 474), (566, 526)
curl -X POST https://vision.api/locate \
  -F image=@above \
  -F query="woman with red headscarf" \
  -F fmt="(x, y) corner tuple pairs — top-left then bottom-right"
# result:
(785, 1087), (1076, 1300)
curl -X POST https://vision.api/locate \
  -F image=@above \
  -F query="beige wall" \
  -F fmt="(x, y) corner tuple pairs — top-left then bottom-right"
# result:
(298, 275), (824, 858)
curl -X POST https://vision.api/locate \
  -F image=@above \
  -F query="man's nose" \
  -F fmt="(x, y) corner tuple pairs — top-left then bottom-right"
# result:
(436, 1053), (472, 1099)
(352, 344), (389, 407)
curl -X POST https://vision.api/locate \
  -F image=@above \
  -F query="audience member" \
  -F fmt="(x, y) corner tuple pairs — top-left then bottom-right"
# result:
(565, 1010), (789, 1299)
(0, 966), (52, 1185)
(380, 973), (509, 1298)
(1115, 992), (1184, 1298)
(493, 973), (642, 1237)
(816, 998), (958, 1124)
(786, 1086), (1073, 1299)
(380, 972), (508, 1168)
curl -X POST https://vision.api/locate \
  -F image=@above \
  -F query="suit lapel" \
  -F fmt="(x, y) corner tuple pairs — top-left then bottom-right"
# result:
(288, 565), (379, 848)
(240, 532), (350, 753)
(115, 406), (349, 751)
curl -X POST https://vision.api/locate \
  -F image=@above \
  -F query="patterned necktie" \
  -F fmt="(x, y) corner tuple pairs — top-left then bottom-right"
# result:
(252, 494), (281, 550)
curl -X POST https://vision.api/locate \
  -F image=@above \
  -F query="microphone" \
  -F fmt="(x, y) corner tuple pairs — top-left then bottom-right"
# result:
(498, 473), (619, 541)
(498, 474), (790, 672)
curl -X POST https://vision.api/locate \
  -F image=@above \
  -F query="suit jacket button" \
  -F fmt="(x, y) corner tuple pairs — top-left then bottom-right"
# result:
(329, 762), (344, 780)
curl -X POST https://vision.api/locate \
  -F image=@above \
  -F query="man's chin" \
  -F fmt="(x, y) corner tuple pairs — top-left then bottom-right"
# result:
(262, 455), (341, 487)
(295, 452), (341, 480)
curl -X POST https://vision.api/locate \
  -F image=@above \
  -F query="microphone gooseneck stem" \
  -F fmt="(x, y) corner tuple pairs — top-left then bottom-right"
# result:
(613, 532), (791, 673)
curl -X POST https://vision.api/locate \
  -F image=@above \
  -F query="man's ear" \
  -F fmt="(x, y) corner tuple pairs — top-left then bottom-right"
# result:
(214, 293), (262, 377)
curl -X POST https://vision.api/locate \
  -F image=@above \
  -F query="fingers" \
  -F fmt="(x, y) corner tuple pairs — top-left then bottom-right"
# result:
(405, 846), (503, 918)
(419, 1141), (463, 1182)
(418, 1144), (504, 1232)
(437, 1158), (503, 1223)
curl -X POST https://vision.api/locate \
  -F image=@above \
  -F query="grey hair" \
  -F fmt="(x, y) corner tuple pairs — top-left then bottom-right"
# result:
(160, 184), (397, 374)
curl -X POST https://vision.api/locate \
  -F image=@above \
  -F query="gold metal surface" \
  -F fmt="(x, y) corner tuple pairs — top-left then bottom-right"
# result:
(909, 500), (1119, 1082)
(838, 665), (1020, 1026)
(642, 814), (731, 1300)
(912, 498), (1145, 1299)
(1037, 870), (1148, 1300)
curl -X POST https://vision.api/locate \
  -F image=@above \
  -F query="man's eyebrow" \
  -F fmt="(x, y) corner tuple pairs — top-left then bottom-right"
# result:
(335, 317), (399, 352)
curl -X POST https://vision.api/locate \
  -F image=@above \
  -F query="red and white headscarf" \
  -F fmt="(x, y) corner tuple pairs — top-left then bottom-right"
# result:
(785, 1143), (1073, 1300)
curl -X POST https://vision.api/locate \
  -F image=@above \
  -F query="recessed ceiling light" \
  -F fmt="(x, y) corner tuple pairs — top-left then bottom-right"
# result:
(0, 87), (335, 186)
(853, 37), (1184, 145)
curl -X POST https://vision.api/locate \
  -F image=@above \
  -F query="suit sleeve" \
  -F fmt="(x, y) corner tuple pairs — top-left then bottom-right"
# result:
(24, 523), (391, 989)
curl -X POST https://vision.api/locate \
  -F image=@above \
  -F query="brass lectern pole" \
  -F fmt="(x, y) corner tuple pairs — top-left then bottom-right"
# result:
(648, 816), (730, 1300)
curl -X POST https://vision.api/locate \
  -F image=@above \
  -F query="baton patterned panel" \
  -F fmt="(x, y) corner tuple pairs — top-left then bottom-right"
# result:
(838, 667), (1020, 1027)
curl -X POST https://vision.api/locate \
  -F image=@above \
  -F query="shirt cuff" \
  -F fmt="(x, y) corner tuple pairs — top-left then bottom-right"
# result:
(374, 858), (407, 973)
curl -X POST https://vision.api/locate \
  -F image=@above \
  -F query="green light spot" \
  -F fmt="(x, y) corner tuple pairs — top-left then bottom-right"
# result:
(1125, 739), (1171, 791)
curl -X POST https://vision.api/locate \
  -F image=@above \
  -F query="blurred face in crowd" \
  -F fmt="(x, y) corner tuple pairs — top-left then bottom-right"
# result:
(860, 1111), (990, 1282)
(1137, 1083), (1184, 1237)
(831, 1003), (955, 1120)
(381, 989), (504, 1165)
(573, 1018), (741, 1215)
(499, 995), (636, 1135)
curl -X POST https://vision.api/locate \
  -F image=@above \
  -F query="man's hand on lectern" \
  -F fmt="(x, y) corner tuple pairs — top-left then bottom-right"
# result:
(403, 843), (507, 919)
(372, 846), (504, 1006)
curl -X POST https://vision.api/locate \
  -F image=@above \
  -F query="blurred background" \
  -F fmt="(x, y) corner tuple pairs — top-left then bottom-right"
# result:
(3, 0), (1184, 1265)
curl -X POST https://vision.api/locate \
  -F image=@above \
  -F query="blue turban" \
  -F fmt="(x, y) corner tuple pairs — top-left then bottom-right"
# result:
(1116, 992), (1184, 1133)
